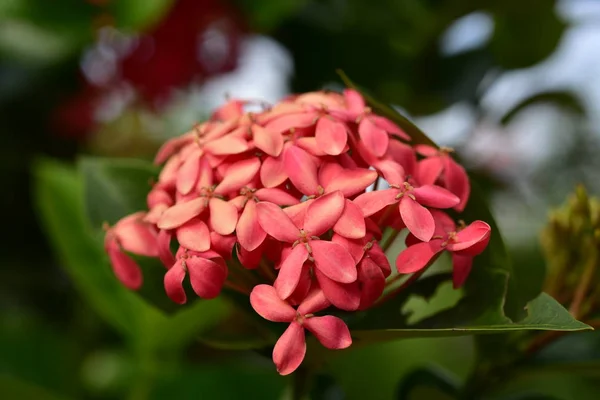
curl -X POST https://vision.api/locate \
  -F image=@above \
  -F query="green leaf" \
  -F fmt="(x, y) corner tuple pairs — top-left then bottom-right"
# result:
(78, 156), (158, 229)
(109, 0), (175, 31)
(33, 158), (263, 353)
(33, 158), (163, 340)
(352, 289), (590, 342)
(500, 91), (586, 125)
(488, 1), (565, 69)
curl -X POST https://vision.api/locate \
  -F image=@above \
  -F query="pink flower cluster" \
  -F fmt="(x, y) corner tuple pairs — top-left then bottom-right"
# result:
(104, 90), (491, 375)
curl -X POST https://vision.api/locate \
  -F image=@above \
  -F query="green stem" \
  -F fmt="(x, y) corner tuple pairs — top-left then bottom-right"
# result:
(569, 250), (598, 318)
(381, 229), (400, 253)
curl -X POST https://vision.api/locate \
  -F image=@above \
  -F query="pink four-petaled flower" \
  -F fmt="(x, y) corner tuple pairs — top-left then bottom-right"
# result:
(250, 284), (352, 375)
(397, 210), (491, 288)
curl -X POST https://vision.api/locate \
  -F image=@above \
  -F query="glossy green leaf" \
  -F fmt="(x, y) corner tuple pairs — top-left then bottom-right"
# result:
(79, 156), (158, 229)
(34, 158), (266, 353)
(33, 158), (163, 339)
(352, 286), (589, 342)
(500, 91), (586, 125)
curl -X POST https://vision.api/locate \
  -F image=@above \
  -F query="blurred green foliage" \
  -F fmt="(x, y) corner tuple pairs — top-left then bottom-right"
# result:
(236, 0), (566, 114)
(2, 0), (600, 399)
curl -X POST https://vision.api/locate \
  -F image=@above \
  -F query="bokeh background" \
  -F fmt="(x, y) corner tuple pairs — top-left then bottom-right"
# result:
(2, 0), (600, 399)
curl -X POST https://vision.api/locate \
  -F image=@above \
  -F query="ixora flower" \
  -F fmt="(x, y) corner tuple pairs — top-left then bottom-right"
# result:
(103, 89), (491, 375)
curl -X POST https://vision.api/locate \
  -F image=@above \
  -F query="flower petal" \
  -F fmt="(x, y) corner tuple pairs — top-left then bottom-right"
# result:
(371, 115), (410, 140)
(273, 321), (306, 376)
(333, 199), (366, 239)
(304, 191), (345, 236)
(260, 155), (288, 188)
(359, 117), (389, 157)
(354, 189), (399, 217)
(147, 187), (173, 208)
(414, 144), (439, 157)
(413, 185), (460, 209)
(304, 316), (352, 349)
(399, 196), (435, 242)
(186, 256), (227, 299)
(331, 234), (365, 264)
(236, 243), (263, 269)
(284, 146), (320, 195)
(252, 124), (284, 157)
(343, 89), (365, 116)
(375, 160), (405, 185)
(447, 221), (491, 255)
(255, 188), (299, 206)
(157, 229), (175, 268)
(256, 202), (299, 243)
(315, 269), (360, 311)
(210, 232), (236, 259)
(416, 157), (444, 186)
(154, 134), (194, 164)
(315, 117), (348, 155)
(324, 168), (378, 198)
(107, 242), (143, 290)
(395, 240), (443, 274)
(196, 158), (214, 189)
(176, 218), (210, 252)
(357, 258), (386, 309)
(430, 209), (456, 235)
(209, 198), (238, 235)
(387, 140), (417, 176)
(250, 284), (296, 322)
(317, 162), (343, 188)
(157, 198), (205, 230)
(214, 158), (261, 195)
(367, 243), (392, 277)
(212, 99), (245, 120)
(311, 240), (357, 283)
(287, 264), (313, 306)
(265, 112), (316, 134)
(297, 287), (331, 315)
(274, 244), (309, 299)
(114, 217), (159, 257)
(444, 157), (470, 212)
(164, 262), (187, 304)
(296, 137), (328, 157)
(236, 201), (267, 251)
(283, 201), (311, 228)
(157, 154), (181, 189)
(452, 254), (473, 288)
(176, 150), (201, 195)
(203, 135), (249, 155)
